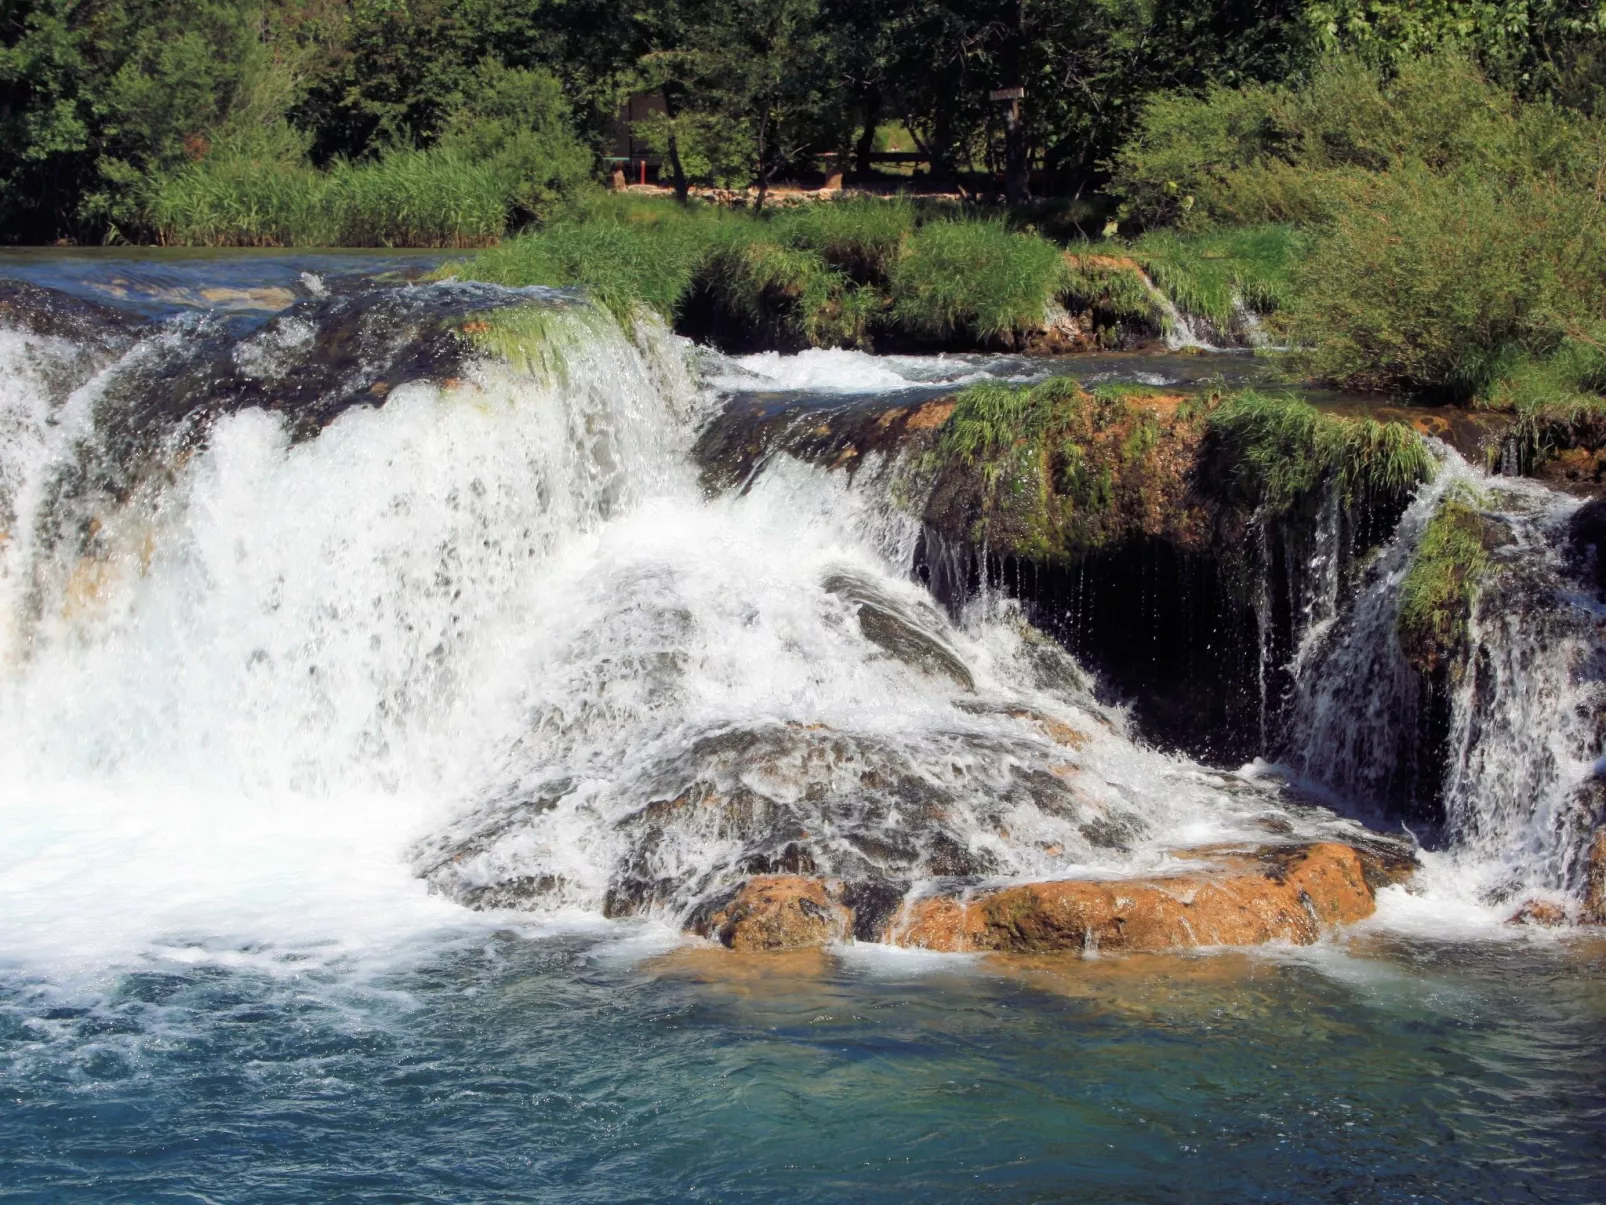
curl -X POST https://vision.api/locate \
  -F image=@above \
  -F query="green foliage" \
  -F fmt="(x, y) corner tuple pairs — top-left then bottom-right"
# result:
(763, 198), (918, 284)
(1282, 164), (1606, 394)
(443, 210), (723, 320)
(701, 239), (872, 348)
(1057, 251), (1162, 336)
(1116, 52), (1606, 405)
(888, 220), (1065, 344)
(140, 60), (591, 246)
(1395, 484), (1500, 675)
(448, 198), (1082, 350)
(1206, 390), (1434, 514)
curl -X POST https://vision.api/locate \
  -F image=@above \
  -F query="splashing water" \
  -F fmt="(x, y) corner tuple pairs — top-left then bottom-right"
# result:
(1, 279), (1366, 980)
(1284, 450), (1606, 905)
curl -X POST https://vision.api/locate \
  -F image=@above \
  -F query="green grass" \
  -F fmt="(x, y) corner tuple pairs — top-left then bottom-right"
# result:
(441, 213), (723, 320)
(888, 220), (1066, 345)
(1132, 225), (1302, 328)
(447, 199), (1082, 351)
(1396, 486), (1500, 675)
(146, 146), (535, 247)
(1205, 391), (1435, 514)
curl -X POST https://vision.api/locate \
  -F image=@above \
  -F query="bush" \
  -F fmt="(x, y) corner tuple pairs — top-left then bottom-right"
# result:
(1282, 167), (1606, 396)
(1113, 52), (1606, 401)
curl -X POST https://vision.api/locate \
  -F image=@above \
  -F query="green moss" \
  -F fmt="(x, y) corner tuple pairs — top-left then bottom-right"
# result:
(1396, 486), (1503, 675)
(1205, 391), (1434, 515)
(457, 301), (616, 386)
(924, 384), (1436, 579)
(926, 378), (1196, 559)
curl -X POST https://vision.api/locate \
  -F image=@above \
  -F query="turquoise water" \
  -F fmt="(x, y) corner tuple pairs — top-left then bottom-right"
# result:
(3, 932), (1602, 1203)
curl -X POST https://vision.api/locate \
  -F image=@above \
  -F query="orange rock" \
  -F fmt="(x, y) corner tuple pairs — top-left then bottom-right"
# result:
(697, 876), (853, 952)
(891, 843), (1377, 954)
(904, 400), (956, 431)
(1581, 829), (1606, 925)
(1507, 899), (1569, 928)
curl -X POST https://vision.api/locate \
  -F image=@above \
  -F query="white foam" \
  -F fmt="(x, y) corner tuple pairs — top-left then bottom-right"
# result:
(705, 348), (1048, 394)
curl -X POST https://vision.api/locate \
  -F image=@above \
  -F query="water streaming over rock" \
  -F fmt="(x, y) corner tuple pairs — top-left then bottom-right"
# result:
(3, 265), (1603, 961)
(1285, 452), (1606, 904)
(2, 275), (1399, 968)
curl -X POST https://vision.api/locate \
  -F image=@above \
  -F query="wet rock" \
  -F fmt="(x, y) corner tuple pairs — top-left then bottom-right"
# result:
(0, 279), (140, 349)
(1582, 829), (1606, 925)
(824, 572), (974, 690)
(890, 842), (1379, 954)
(1569, 499), (1606, 594)
(1507, 899), (1569, 927)
(694, 876), (853, 951)
(1340, 829), (1421, 890)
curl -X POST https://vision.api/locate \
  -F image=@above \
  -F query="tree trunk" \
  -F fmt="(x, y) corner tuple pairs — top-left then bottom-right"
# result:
(662, 86), (690, 204)
(1003, 0), (1031, 205)
(754, 109), (771, 212)
(854, 87), (880, 177)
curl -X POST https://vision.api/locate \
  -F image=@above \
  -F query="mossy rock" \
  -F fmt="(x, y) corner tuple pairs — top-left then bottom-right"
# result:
(1395, 486), (1509, 676)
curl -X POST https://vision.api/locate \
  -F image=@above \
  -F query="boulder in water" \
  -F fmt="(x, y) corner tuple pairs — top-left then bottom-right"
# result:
(694, 876), (854, 951)
(1582, 829), (1606, 925)
(888, 842), (1378, 954)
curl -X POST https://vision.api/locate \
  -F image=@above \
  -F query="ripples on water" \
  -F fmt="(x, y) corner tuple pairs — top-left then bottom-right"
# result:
(2, 933), (1603, 1202)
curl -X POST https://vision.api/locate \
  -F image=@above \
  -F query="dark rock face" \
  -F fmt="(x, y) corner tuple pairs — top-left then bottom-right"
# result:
(1570, 498), (1606, 594)
(0, 279), (141, 350)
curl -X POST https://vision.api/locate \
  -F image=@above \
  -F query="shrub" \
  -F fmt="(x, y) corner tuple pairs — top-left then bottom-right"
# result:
(1281, 166), (1606, 396)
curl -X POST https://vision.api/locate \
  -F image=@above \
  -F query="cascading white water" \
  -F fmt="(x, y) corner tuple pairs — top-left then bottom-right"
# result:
(1438, 479), (1606, 897)
(1285, 450), (1606, 904)
(1, 280), (1379, 972)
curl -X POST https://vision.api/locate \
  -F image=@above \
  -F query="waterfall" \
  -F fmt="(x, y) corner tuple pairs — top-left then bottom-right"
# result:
(1284, 451), (1606, 903)
(4, 277), (1377, 968)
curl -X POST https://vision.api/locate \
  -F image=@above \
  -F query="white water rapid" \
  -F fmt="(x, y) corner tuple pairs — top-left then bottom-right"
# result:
(2, 276), (1597, 980)
(3, 282), (1373, 978)
(1285, 450), (1606, 908)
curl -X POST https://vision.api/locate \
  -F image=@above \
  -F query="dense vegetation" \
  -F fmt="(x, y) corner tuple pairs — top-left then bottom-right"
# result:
(5, 0), (1606, 463)
(4, 0), (1603, 244)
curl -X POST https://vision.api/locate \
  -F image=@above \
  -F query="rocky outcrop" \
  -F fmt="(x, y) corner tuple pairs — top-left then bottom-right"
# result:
(1582, 829), (1606, 925)
(685, 841), (1396, 953)
(888, 842), (1377, 954)
(693, 876), (854, 951)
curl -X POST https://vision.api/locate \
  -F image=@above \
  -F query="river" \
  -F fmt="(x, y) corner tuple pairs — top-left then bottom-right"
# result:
(0, 251), (1601, 1202)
